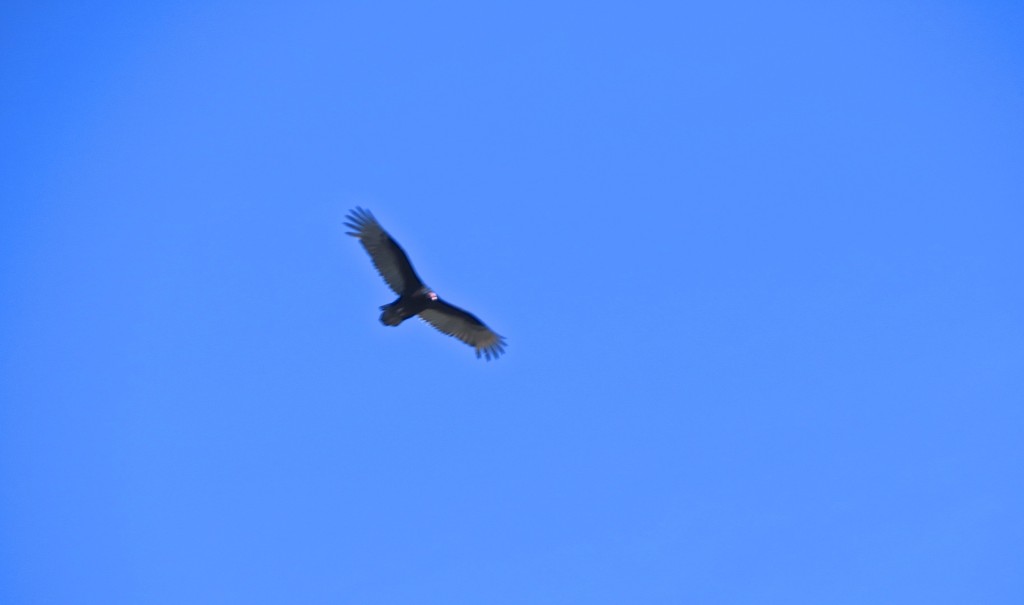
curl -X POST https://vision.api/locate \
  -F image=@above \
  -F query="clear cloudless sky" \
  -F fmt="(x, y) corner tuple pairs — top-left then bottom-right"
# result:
(2, 1), (1022, 603)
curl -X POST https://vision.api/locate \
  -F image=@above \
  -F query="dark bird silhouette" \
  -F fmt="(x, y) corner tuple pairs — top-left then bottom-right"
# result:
(344, 207), (506, 360)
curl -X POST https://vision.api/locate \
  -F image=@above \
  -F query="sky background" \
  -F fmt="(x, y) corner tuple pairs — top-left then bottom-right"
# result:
(2, 1), (1023, 603)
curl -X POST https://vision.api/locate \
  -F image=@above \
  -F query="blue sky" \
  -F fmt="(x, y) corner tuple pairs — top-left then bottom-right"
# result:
(2, 1), (1023, 603)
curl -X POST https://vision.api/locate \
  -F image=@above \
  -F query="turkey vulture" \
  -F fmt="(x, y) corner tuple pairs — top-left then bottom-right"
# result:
(344, 207), (506, 360)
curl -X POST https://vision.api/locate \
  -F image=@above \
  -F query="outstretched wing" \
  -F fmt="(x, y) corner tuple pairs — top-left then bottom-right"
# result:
(419, 299), (506, 361)
(344, 207), (424, 295)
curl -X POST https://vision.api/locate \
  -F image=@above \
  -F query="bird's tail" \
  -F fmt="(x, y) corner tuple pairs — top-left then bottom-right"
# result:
(379, 304), (404, 326)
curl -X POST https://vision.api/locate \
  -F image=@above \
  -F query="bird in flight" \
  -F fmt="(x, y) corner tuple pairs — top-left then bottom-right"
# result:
(344, 207), (507, 360)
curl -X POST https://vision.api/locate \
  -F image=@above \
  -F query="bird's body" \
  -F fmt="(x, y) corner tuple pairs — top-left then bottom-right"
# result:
(379, 287), (434, 326)
(344, 207), (506, 360)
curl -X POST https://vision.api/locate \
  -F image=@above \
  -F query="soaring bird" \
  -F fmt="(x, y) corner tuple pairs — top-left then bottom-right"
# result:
(344, 207), (506, 360)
